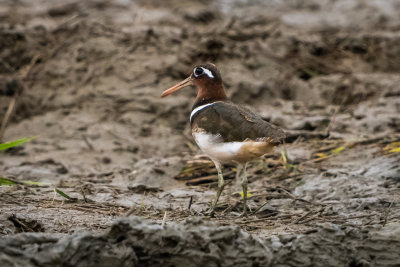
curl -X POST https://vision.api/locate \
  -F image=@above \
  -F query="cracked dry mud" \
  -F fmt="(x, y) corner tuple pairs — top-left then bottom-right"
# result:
(0, 0), (399, 266)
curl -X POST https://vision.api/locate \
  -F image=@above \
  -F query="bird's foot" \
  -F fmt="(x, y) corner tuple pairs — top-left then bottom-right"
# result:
(204, 207), (216, 217)
(240, 209), (248, 218)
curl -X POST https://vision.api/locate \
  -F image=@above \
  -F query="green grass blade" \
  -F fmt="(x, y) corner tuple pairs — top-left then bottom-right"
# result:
(23, 180), (51, 186)
(0, 177), (18, 186)
(55, 188), (72, 200)
(0, 178), (51, 187)
(0, 137), (36, 151)
(331, 146), (345, 154)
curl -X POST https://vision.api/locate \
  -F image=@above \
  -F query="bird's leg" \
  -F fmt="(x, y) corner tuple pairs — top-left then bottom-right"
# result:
(236, 163), (243, 185)
(210, 160), (224, 213)
(235, 163), (243, 193)
(241, 162), (249, 217)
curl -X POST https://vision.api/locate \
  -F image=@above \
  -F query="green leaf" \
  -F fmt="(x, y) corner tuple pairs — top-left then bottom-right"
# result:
(55, 188), (72, 200)
(331, 146), (345, 154)
(302, 67), (319, 78)
(0, 177), (18, 186)
(389, 147), (400, 153)
(238, 190), (253, 198)
(383, 142), (400, 154)
(281, 151), (287, 164)
(285, 163), (298, 169)
(316, 152), (328, 159)
(0, 137), (36, 151)
(281, 151), (297, 169)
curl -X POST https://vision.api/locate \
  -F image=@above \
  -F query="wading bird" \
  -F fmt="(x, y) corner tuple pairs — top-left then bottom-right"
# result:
(162, 63), (285, 216)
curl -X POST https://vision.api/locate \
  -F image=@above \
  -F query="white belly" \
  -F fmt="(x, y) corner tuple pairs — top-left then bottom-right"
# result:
(193, 132), (271, 163)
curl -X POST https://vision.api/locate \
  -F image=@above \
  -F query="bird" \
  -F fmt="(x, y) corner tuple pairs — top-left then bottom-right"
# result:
(161, 63), (285, 216)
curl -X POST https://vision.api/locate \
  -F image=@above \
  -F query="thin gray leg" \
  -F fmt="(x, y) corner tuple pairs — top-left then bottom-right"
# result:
(235, 164), (243, 192)
(211, 160), (224, 212)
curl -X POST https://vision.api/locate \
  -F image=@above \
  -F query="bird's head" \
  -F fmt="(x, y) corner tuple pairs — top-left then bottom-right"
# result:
(161, 63), (226, 101)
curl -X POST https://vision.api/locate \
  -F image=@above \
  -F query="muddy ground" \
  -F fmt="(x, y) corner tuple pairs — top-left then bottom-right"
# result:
(0, 0), (400, 266)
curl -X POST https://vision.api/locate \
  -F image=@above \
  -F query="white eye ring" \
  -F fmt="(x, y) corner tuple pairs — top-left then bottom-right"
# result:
(194, 67), (203, 77)
(193, 67), (214, 78)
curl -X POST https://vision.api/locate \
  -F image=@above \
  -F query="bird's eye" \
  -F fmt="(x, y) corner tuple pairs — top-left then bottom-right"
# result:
(194, 67), (204, 77)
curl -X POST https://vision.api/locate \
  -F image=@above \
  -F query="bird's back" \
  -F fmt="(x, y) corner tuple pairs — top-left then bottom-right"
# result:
(190, 101), (285, 163)
(191, 101), (285, 144)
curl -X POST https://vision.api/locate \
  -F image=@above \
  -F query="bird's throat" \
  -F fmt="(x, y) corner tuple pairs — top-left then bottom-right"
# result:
(194, 84), (228, 109)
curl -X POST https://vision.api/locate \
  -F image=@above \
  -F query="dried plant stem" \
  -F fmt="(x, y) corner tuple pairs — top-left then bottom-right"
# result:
(0, 94), (18, 141)
(161, 211), (167, 227)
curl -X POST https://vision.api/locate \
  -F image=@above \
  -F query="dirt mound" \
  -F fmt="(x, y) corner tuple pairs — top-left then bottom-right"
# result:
(1, 216), (399, 266)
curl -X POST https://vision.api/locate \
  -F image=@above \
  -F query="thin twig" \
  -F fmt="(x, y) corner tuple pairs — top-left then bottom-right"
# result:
(124, 206), (135, 217)
(188, 196), (193, 210)
(293, 211), (313, 224)
(51, 188), (57, 204)
(0, 53), (40, 141)
(277, 187), (315, 206)
(250, 201), (269, 216)
(324, 105), (340, 136)
(382, 201), (394, 226)
(220, 203), (234, 215)
(238, 215), (277, 224)
(161, 210), (167, 227)
(81, 188), (88, 203)
(82, 134), (95, 150)
(0, 95), (17, 141)
(301, 215), (319, 224)
(141, 192), (146, 211)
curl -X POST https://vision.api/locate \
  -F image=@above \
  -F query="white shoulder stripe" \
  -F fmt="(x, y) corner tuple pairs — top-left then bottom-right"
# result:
(190, 102), (217, 123)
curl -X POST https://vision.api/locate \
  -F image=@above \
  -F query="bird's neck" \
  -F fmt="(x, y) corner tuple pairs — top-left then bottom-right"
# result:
(192, 84), (228, 110)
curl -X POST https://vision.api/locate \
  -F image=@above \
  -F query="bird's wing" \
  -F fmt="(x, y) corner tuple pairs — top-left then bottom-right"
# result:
(193, 101), (285, 143)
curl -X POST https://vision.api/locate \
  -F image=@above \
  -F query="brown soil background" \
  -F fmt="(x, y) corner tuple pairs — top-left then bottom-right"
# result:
(0, 0), (399, 266)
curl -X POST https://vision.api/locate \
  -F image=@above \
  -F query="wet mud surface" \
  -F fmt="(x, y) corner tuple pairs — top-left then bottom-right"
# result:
(1, 216), (400, 267)
(0, 0), (400, 266)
